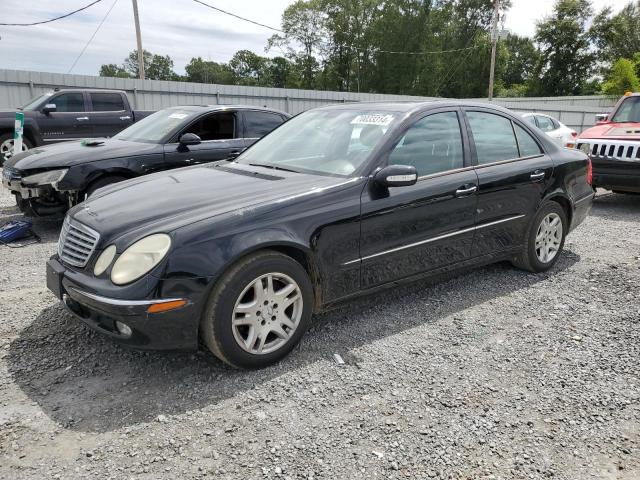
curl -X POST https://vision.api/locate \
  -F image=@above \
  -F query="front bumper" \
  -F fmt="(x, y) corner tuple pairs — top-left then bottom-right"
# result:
(577, 140), (640, 192)
(46, 255), (203, 350)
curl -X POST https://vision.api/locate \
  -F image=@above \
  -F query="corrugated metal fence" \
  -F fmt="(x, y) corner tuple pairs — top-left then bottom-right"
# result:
(0, 69), (618, 133)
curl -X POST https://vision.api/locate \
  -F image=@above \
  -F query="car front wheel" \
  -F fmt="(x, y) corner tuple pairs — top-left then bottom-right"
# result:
(200, 250), (314, 368)
(512, 201), (567, 273)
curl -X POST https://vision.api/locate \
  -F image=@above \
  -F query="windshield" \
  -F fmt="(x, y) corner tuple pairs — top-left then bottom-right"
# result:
(114, 108), (197, 143)
(21, 93), (53, 111)
(235, 109), (400, 176)
(612, 96), (640, 123)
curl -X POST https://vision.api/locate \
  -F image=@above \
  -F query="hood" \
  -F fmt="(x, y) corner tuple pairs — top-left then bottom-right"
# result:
(5, 138), (160, 171)
(69, 163), (350, 244)
(579, 122), (640, 141)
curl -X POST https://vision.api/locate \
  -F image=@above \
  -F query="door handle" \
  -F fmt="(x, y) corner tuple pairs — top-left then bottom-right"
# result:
(530, 170), (546, 181)
(455, 185), (477, 197)
(120, 116), (131, 120)
(76, 116), (89, 121)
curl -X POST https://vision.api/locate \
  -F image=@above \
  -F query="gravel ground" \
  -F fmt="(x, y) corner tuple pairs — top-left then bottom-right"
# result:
(0, 185), (639, 480)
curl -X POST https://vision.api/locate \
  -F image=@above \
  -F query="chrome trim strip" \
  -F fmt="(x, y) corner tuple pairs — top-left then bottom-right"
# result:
(342, 214), (526, 266)
(574, 193), (594, 205)
(68, 287), (184, 307)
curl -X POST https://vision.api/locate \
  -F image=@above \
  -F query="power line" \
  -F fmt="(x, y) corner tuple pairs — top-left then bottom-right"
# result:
(191, 0), (282, 32)
(189, 0), (481, 56)
(0, 0), (103, 26)
(68, 0), (119, 73)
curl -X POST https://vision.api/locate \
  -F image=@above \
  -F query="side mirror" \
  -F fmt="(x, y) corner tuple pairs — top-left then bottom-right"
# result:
(42, 103), (57, 115)
(595, 113), (609, 123)
(374, 164), (418, 188)
(178, 133), (201, 148)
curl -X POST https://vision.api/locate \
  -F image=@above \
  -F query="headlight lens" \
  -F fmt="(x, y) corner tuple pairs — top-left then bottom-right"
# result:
(22, 168), (68, 186)
(579, 143), (591, 154)
(110, 234), (171, 285)
(93, 245), (117, 276)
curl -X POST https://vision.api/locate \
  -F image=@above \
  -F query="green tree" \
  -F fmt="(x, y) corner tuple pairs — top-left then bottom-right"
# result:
(531, 0), (594, 96)
(602, 58), (640, 95)
(267, 0), (325, 88)
(122, 49), (177, 80)
(184, 57), (234, 84)
(591, 1), (640, 67)
(502, 34), (539, 88)
(229, 50), (273, 86)
(98, 63), (131, 78)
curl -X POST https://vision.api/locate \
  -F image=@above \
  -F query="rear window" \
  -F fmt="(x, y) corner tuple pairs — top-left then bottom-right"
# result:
(244, 111), (284, 138)
(90, 93), (125, 112)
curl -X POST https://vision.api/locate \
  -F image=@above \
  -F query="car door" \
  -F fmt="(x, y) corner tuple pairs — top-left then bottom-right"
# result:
(38, 91), (93, 142)
(463, 109), (554, 258)
(242, 110), (286, 148)
(88, 92), (133, 137)
(357, 109), (479, 289)
(162, 111), (244, 169)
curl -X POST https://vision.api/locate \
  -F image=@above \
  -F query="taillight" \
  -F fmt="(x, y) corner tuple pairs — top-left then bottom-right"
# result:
(586, 158), (593, 185)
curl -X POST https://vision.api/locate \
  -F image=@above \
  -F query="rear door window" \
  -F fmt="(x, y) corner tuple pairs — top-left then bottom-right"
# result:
(51, 92), (85, 112)
(466, 111), (519, 164)
(244, 111), (285, 138)
(90, 93), (126, 111)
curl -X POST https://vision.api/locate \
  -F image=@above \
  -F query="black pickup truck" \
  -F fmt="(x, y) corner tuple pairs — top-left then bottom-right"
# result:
(0, 89), (153, 165)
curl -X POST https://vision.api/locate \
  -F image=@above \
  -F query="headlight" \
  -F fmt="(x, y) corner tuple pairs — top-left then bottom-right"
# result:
(22, 168), (68, 186)
(93, 245), (117, 276)
(579, 143), (591, 154)
(110, 234), (171, 285)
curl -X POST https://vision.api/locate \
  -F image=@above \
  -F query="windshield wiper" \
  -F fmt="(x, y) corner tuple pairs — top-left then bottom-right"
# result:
(248, 163), (299, 173)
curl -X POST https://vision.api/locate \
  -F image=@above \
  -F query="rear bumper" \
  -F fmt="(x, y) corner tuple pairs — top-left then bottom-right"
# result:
(47, 255), (203, 350)
(570, 192), (594, 232)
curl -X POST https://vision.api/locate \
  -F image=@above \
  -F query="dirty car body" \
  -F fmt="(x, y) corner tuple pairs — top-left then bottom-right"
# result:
(45, 101), (594, 365)
(2, 105), (290, 216)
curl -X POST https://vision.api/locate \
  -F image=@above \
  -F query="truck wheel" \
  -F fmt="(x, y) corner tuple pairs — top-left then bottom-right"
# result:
(0, 133), (32, 166)
(200, 250), (314, 369)
(84, 175), (128, 199)
(511, 201), (567, 273)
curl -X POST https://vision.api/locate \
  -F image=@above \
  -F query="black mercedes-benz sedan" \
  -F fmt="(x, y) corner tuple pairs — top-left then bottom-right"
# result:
(2, 105), (289, 216)
(46, 101), (594, 368)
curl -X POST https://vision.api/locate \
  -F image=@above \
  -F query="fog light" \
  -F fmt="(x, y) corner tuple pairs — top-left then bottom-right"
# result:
(115, 321), (132, 337)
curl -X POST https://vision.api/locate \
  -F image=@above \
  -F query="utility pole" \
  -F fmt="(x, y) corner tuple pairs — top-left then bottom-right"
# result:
(131, 0), (145, 80)
(488, 0), (500, 101)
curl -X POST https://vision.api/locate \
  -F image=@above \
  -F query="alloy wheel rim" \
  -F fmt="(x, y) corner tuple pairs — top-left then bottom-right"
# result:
(0, 138), (27, 159)
(231, 272), (303, 355)
(535, 212), (563, 264)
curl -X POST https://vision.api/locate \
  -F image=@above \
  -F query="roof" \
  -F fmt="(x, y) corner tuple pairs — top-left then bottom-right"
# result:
(164, 104), (290, 117)
(315, 99), (519, 116)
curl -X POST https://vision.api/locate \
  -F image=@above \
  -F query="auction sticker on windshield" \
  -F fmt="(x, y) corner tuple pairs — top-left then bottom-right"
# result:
(351, 114), (395, 126)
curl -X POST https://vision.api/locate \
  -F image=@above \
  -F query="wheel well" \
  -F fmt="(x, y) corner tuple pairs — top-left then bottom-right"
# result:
(84, 171), (134, 190)
(547, 195), (572, 226)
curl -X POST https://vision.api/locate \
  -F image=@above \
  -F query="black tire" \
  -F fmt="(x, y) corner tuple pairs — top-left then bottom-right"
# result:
(84, 175), (128, 199)
(200, 250), (314, 369)
(0, 132), (32, 166)
(512, 201), (568, 273)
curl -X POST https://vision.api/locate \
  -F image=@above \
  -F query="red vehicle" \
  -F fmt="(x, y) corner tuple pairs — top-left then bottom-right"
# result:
(576, 92), (640, 194)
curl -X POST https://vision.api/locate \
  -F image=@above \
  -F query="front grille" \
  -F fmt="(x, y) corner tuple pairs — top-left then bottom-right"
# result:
(58, 216), (100, 268)
(579, 140), (640, 161)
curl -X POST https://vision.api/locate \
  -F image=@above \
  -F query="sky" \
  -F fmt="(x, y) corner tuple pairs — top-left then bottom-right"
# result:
(0, 0), (629, 77)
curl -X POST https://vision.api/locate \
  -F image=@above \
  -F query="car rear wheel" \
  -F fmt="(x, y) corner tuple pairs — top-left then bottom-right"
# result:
(512, 201), (567, 273)
(0, 133), (32, 166)
(200, 250), (314, 368)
